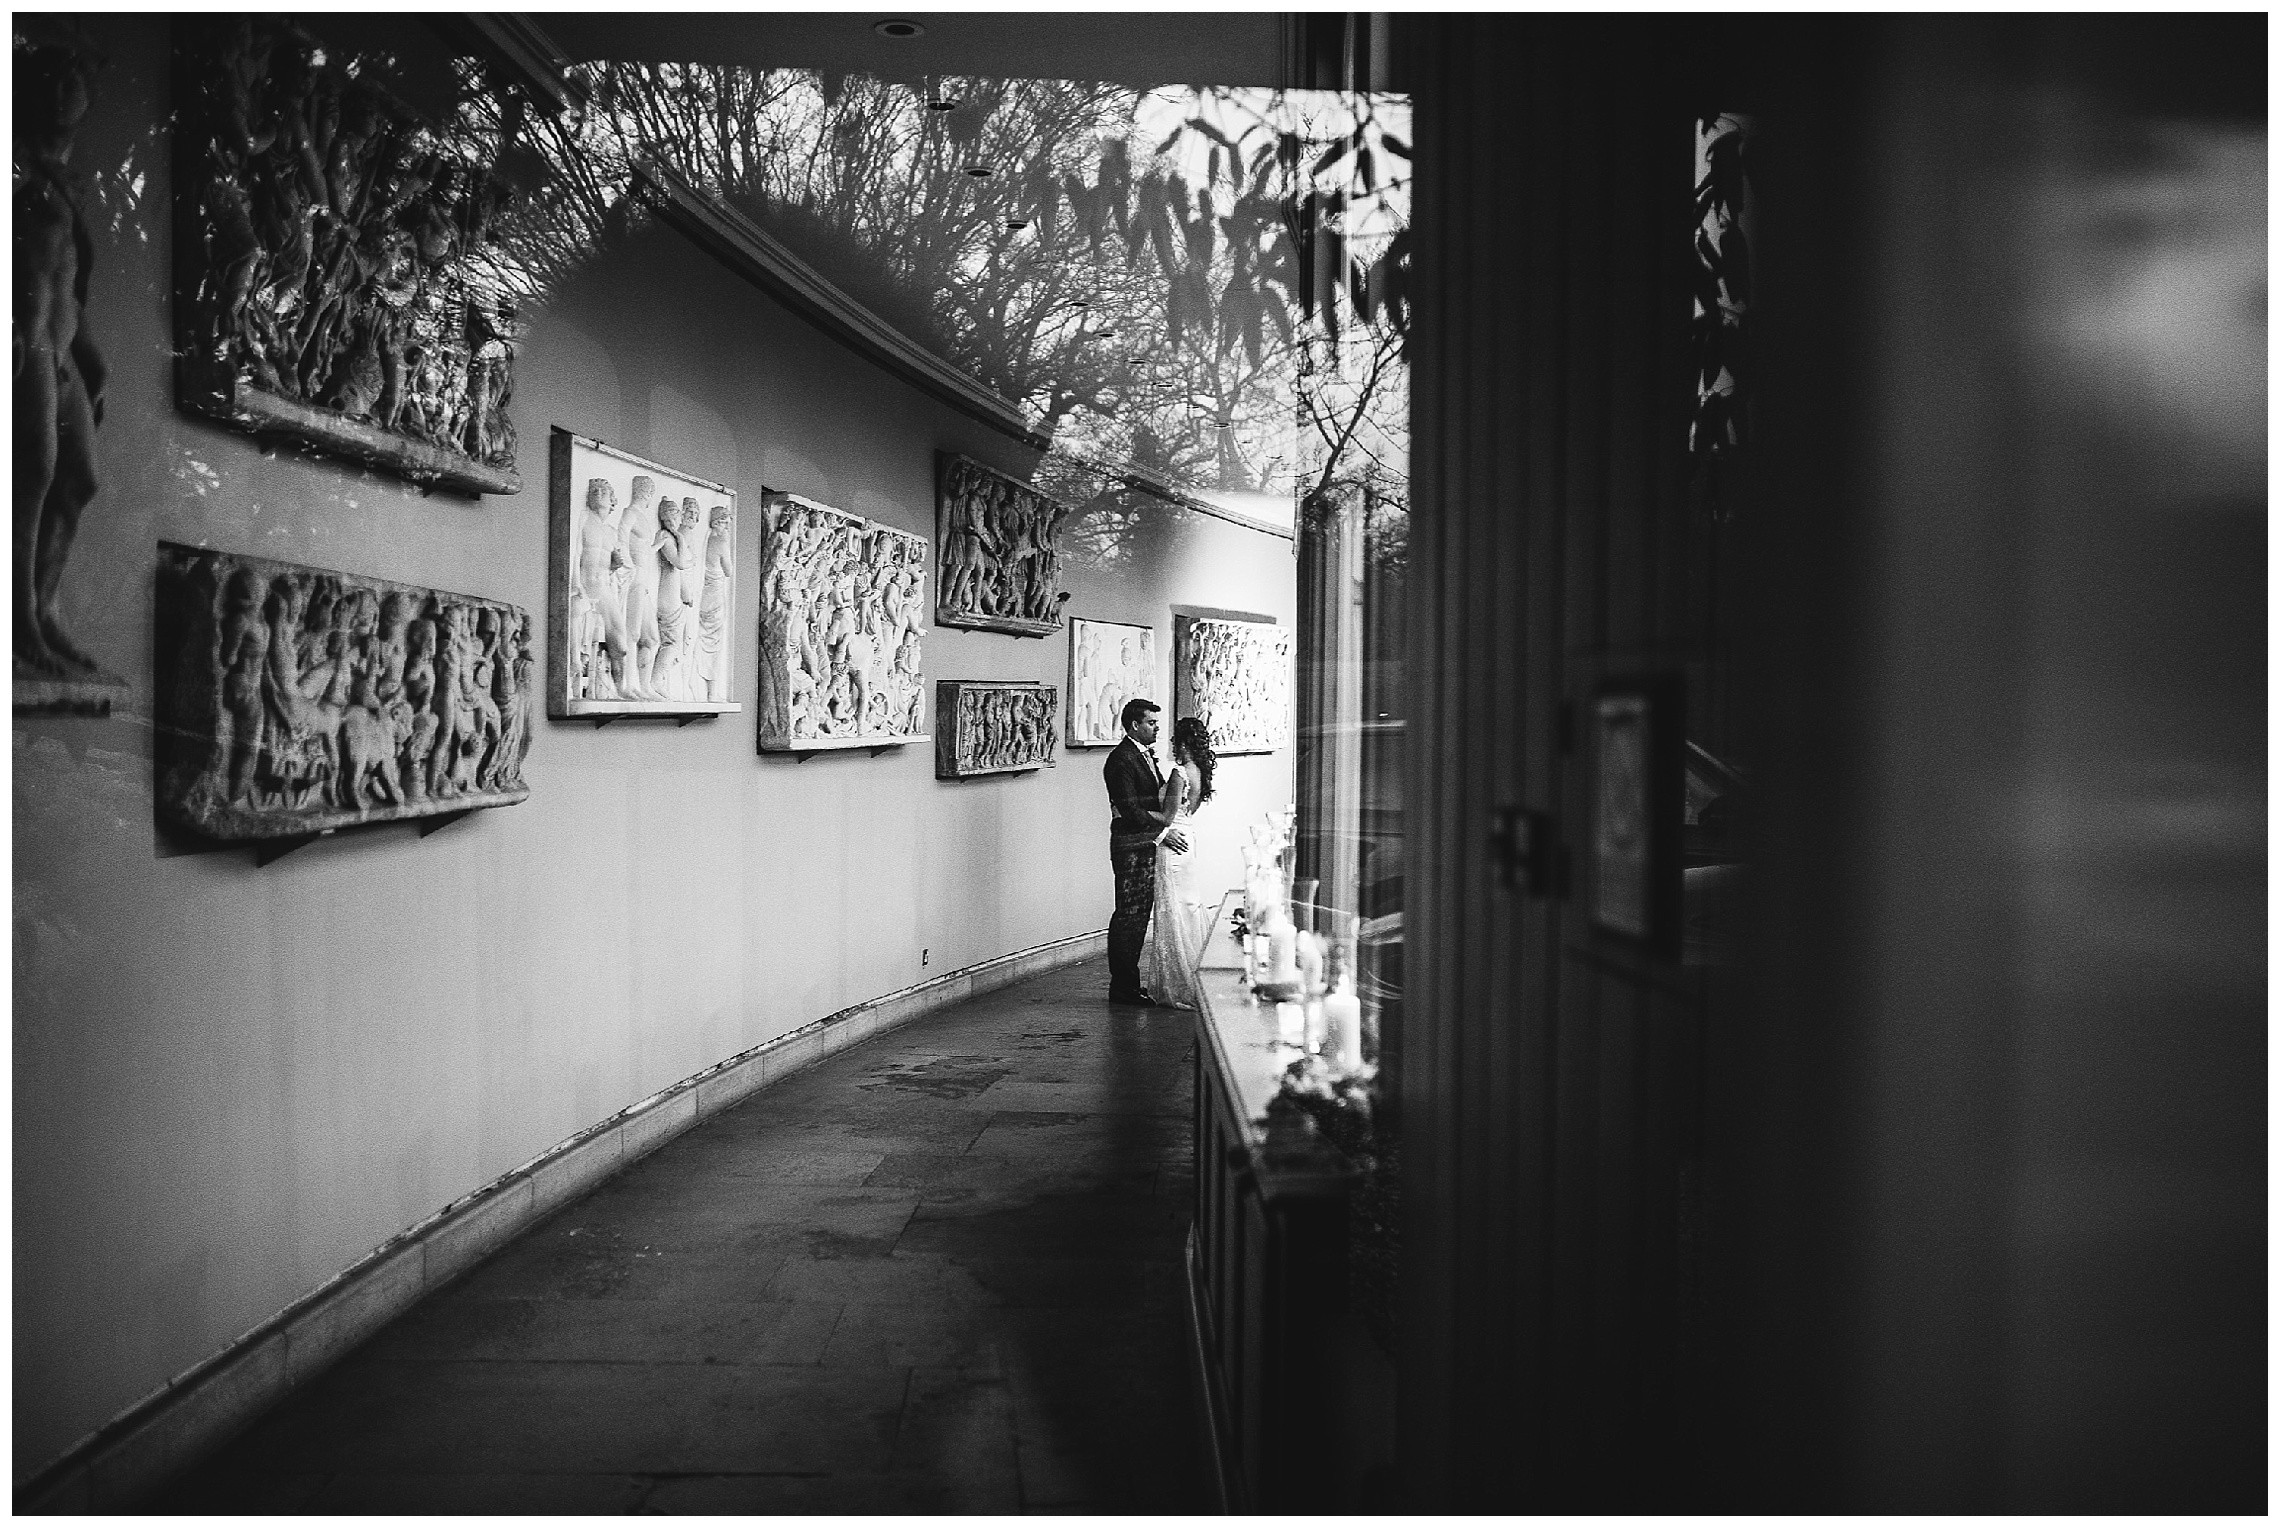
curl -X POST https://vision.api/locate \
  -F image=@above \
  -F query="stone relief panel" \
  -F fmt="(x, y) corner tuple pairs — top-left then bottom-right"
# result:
(156, 542), (533, 840)
(1066, 617), (1156, 749)
(936, 681), (1059, 779)
(172, 17), (521, 495)
(1176, 616), (1292, 756)
(935, 452), (1072, 637)
(547, 430), (739, 718)
(757, 492), (928, 752)
(16, 20), (126, 713)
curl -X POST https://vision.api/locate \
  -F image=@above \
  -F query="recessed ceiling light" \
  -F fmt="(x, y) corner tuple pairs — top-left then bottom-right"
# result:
(927, 98), (960, 112)
(1005, 218), (1029, 231)
(964, 164), (995, 179)
(874, 19), (924, 38)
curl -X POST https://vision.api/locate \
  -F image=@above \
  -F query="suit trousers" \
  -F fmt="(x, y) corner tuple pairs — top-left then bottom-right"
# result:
(1107, 835), (1157, 993)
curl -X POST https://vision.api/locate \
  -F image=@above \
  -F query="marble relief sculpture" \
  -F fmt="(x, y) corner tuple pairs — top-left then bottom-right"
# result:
(546, 431), (739, 718)
(1176, 616), (1292, 756)
(757, 492), (927, 752)
(15, 23), (125, 713)
(173, 17), (521, 494)
(1066, 617), (1155, 748)
(156, 542), (533, 840)
(935, 453), (1073, 637)
(936, 681), (1059, 779)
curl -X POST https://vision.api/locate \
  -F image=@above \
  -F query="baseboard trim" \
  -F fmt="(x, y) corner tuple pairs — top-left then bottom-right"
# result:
(16, 929), (1108, 1513)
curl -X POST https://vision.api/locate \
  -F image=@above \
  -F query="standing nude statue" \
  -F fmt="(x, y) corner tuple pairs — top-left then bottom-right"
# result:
(697, 505), (732, 702)
(675, 500), (703, 695)
(217, 569), (272, 805)
(399, 605), (439, 799)
(618, 474), (664, 699)
(427, 603), (471, 794)
(15, 31), (114, 684)
(651, 499), (693, 702)
(572, 477), (629, 698)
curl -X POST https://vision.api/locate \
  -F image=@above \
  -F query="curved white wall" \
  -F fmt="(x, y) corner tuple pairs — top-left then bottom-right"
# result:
(12, 17), (1294, 1478)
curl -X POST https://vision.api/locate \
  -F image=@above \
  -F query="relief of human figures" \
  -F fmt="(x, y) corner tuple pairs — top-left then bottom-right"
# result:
(1068, 618), (1155, 747)
(15, 24), (121, 697)
(937, 682), (1058, 777)
(696, 505), (734, 702)
(159, 544), (532, 839)
(935, 455), (1073, 635)
(552, 433), (738, 715)
(759, 495), (926, 749)
(1181, 619), (1292, 755)
(177, 18), (519, 477)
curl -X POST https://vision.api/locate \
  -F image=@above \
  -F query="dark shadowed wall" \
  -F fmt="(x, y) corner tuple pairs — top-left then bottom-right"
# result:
(1397, 12), (2262, 1513)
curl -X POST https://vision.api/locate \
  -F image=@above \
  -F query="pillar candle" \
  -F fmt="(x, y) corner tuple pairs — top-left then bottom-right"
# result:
(1295, 931), (1325, 994)
(1276, 1000), (1306, 1048)
(1323, 985), (1363, 1071)
(1266, 919), (1300, 986)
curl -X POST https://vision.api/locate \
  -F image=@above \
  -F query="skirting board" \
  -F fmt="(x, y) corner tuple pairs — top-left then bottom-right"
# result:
(16, 928), (1108, 1514)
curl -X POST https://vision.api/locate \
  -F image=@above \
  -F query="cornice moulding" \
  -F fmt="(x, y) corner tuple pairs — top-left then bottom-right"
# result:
(633, 158), (1051, 451)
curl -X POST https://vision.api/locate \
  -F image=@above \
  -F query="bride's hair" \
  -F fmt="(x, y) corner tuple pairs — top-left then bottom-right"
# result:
(1173, 716), (1216, 803)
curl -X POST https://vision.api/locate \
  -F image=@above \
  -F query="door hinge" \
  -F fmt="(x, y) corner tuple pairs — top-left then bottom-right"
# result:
(1491, 806), (1562, 897)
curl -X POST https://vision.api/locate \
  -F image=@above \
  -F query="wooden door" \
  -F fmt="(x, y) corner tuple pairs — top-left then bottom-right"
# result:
(1401, 16), (1715, 1511)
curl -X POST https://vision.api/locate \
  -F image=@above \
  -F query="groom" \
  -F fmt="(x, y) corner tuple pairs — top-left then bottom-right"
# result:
(1105, 698), (1187, 1005)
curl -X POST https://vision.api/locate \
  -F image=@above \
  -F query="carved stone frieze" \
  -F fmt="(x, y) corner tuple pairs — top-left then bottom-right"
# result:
(757, 493), (928, 752)
(1175, 616), (1292, 756)
(935, 453), (1072, 637)
(15, 21), (127, 712)
(1066, 617), (1155, 748)
(935, 680), (1058, 779)
(172, 18), (521, 495)
(156, 542), (533, 840)
(547, 430), (740, 719)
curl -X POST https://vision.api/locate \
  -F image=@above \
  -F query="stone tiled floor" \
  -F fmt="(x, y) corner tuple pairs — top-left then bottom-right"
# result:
(149, 958), (1206, 1514)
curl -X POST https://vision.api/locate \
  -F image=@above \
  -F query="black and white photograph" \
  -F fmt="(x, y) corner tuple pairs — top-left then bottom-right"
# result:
(13, 10), (2261, 1517)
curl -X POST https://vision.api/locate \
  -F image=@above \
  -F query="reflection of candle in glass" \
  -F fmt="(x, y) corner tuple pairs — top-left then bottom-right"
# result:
(1277, 1000), (1306, 1048)
(1323, 985), (1363, 1071)
(1295, 931), (1325, 994)
(1303, 995), (1326, 1054)
(1266, 920), (1299, 986)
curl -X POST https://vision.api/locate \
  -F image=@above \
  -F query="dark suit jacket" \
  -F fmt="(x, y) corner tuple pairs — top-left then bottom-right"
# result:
(1104, 737), (1163, 843)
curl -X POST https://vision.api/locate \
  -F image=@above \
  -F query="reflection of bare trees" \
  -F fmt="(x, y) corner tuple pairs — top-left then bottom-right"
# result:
(936, 455), (1073, 631)
(176, 20), (521, 468)
(430, 53), (1409, 513)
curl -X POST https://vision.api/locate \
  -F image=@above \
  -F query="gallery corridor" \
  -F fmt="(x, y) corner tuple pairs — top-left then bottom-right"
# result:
(148, 960), (1206, 1514)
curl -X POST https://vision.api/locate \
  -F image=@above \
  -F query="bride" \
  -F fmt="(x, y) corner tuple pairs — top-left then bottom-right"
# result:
(1143, 717), (1218, 1010)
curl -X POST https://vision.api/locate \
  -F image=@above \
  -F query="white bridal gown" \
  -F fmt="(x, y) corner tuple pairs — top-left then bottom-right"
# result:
(1143, 762), (1210, 1010)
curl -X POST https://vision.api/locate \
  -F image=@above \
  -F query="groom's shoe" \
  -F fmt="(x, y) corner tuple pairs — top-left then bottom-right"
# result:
(1107, 985), (1152, 1006)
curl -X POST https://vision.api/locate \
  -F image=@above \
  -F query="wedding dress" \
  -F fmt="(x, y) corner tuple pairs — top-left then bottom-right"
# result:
(1143, 762), (1210, 1010)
